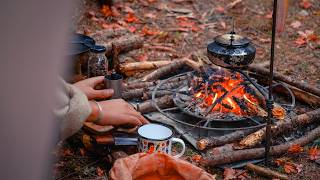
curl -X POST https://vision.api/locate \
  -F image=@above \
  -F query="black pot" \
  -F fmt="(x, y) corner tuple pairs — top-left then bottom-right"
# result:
(207, 33), (256, 69)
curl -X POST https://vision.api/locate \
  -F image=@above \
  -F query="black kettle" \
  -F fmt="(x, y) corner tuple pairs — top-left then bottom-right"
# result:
(207, 32), (256, 69)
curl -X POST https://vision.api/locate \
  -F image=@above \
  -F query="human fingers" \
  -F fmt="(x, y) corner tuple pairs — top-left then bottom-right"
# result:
(88, 76), (105, 86)
(124, 109), (149, 124)
(90, 89), (114, 99)
(121, 115), (142, 126)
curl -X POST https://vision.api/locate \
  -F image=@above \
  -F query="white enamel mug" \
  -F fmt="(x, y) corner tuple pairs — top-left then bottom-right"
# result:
(137, 124), (186, 158)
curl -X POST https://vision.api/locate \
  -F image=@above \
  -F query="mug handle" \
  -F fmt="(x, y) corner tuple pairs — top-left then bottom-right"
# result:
(170, 138), (186, 158)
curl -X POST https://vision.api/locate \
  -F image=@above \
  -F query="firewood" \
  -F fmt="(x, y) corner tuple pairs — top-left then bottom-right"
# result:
(137, 95), (174, 113)
(200, 125), (320, 167)
(196, 129), (256, 150)
(246, 163), (288, 180)
(119, 61), (172, 73)
(122, 88), (172, 101)
(184, 58), (203, 72)
(125, 75), (187, 90)
(141, 59), (186, 81)
(237, 108), (320, 149)
(248, 64), (320, 97)
(249, 73), (320, 107)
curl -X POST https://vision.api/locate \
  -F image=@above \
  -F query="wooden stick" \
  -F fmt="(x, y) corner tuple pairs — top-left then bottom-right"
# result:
(246, 163), (288, 180)
(200, 125), (320, 167)
(137, 95), (174, 113)
(249, 73), (320, 107)
(125, 75), (187, 90)
(119, 61), (172, 72)
(196, 129), (256, 150)
(122, 89), (172, 101)
(97, 35), (143, 56)
(248, 64), (320, 97)
(237, 108), (320, 149)
(141, 59), (186, 81)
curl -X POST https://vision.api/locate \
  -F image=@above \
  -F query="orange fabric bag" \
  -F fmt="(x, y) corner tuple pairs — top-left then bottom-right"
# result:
(109, 153), (215, 180)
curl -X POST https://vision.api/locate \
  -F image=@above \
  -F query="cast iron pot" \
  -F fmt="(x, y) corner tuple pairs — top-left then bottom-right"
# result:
(207, 33), (256, 69)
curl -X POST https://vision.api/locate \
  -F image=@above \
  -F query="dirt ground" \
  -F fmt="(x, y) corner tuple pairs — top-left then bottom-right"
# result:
(54, 0), (320, 179)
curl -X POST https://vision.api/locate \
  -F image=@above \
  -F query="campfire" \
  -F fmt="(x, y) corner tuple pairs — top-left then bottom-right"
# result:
(189, 68), (264, 117)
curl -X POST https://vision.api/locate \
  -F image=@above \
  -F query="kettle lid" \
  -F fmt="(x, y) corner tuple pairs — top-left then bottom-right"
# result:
(214, 33), (250, 47)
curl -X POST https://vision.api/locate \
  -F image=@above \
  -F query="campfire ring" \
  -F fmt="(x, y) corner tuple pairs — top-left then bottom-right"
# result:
(151, 72), (268, 131)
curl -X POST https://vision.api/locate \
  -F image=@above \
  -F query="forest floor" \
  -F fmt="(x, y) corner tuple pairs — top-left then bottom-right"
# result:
(54, 0), (320, 179)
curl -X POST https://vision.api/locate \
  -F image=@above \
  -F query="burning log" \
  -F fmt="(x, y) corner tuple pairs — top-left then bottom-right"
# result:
(200, 125), (320, 167)
(119, 61), (172, 73)
(246, 163), (288, 180)
(196, 129), (256, 150)
(248, 64), (320, 97)
(137, 95), (174, 114)
(141, 59), (186, 81)
(237, 108), (320, 149)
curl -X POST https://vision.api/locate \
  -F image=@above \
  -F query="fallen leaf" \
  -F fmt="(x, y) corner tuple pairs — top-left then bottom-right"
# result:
(144, 13), (156, 19)
(258, 38), (271, 43)
(265, 11), (273, 19)
(220, 21), (226, 29)
(80, 148), (86, 156)
(295, 37), (307, 46)
(288, 144), (304, 154)
(284, 162), (303, 174)
(226, 0), (243, 9)
(274, 157), (290, 166)
(215, 6), (225, 13)
(126, 13), (139, 23)
(96, 167), (105, 176)
(290, 21), (302, 29)
(111, 6), (121, 17)
(123, 6), (135, 13)
(307, 34), (318, 41)
(141, 26), (159, 36)
(309, 146), (320, 160)
(147, 0), (157, 3)
(223, 168), (236, 180)
(299, 0), (312, 9)
(136, 54), (148, 62)
(191, 155), (202, 163)
(128, 26), (137, 33)
(60, 148), (74, 156)
(101, 5), (113, 17)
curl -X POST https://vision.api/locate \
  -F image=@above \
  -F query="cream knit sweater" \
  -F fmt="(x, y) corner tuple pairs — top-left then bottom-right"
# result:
(54, 79), (91, 140)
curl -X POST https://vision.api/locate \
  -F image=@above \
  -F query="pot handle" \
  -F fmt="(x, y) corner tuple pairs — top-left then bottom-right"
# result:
(170, 138), (186, 158)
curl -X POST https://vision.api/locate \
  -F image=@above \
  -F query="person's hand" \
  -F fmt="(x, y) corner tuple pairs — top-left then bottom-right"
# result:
(73, 76), (114, 100)
(88, 99), (149, 127)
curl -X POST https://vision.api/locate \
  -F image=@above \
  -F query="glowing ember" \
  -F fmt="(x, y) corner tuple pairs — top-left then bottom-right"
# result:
(191, 70), (261, 116)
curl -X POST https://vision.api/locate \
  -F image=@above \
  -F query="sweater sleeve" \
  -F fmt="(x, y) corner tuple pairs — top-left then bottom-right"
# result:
(54, 79), (92, 140)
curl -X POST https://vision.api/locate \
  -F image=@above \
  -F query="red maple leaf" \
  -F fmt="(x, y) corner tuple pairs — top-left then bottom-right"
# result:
(288, 144), (304, 154)
(295, 37), (307, 46)
(101, 5), (113, 17)
(309, 147), (320, 160)
(141, 26), (159, 36)
(299, 0), (312, 9)
(307, 34), (318, 41)
(126, 13), (139, 23)
(284, 162), (303, 174)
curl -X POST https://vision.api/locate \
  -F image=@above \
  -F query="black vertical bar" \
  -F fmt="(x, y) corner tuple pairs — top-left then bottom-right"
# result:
(265, 0), (277, 164)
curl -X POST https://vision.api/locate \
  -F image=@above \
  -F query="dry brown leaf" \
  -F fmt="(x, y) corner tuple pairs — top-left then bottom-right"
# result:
(295, 37), (307, 46)
(290, 21), (302, 29)
(288, 144), (304, 154)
